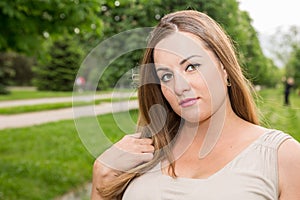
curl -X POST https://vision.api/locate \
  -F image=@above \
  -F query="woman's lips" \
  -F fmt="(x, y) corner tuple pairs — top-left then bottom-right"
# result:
(179, 97), (200, 108)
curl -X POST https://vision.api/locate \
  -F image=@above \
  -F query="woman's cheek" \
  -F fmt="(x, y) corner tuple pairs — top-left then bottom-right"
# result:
(161, 86), (178, 107)
(161, 85), (171, 100)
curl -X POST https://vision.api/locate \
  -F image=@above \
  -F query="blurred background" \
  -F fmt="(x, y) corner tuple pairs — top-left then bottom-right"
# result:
(0, 0), (299, 199)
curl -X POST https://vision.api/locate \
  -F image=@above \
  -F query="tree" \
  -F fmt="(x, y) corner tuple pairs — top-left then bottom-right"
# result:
(268, 26), (300, 88)
(286, 47), (300, 88)
(0, 0), (103, 93)
(33, 36), (84, 91)
(269, 26), (300, 68)
(0, 53), (15, 94)
(1, 0), (273, 93)
(96, 0), (273, 88)
(0, 0), (103, 54)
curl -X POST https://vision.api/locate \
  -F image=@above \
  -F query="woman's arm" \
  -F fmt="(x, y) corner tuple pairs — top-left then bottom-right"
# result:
(278, 138), (300, 200)
(91, 160), (120, 200)
(91, 133), (154, 200)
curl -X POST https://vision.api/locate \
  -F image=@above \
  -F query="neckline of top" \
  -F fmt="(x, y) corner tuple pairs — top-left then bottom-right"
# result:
(155, 129), (277, 181)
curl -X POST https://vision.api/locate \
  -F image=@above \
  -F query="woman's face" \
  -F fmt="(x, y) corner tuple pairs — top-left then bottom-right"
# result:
(154, 31), (228, 123)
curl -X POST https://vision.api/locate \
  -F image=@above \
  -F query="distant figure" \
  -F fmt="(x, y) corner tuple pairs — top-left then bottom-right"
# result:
(75, 76), (86, 93)
(284, 77), (294, 106)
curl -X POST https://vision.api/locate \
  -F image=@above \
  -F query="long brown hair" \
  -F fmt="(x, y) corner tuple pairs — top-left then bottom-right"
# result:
(98, 10), (259, 199)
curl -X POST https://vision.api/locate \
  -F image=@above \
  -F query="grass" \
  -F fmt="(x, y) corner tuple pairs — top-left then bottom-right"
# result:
(256, 88), (300, 141)
(0, 110), (138, 200)
(0, 88), (299, 200)
(0, 102), (79, 115)
(0, 90), (74, 101)
(0, 97), (138, 115)
(0, 89), (115, 101)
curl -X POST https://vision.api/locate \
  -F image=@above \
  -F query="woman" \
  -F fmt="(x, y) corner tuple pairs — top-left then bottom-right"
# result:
(92, 10), (300, 200)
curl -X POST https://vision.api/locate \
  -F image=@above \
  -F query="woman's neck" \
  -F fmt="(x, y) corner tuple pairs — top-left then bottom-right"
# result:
(174, 97), (242, 159)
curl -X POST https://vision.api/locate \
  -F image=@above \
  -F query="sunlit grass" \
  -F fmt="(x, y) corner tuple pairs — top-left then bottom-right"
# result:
(0, 110), (138, 200)
(0, 89), (114, 101)
(0, 90), (74, 101)
(257, 88), (300, 141)
(0, 97), (138, 115)
(0, 88), (299, 200)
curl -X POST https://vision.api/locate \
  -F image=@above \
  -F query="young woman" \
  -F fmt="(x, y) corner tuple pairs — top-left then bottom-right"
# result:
(91, 10), (300, 200)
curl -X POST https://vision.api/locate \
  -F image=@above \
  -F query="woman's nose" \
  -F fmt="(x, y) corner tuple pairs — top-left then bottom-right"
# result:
(173, 73), (191, 96)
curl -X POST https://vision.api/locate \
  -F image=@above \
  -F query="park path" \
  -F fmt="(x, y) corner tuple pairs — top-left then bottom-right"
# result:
(0, 92), (138, 130)
(0, 100), (138, 130)
(0, 92), (132, 108)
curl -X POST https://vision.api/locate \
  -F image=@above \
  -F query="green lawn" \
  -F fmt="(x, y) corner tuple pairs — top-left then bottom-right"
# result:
(257, 88), (300, 141)
(0, 89), (114, 101)
(0, 101), (78, 115)
(0, 88), (299, 200)
(0, 97), (138, 115)
(0, 90), (74, 101)
(0, 110), (138, 200)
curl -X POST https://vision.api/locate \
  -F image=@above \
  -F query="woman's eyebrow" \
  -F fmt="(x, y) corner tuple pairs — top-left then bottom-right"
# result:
(179, 55), (202, 65)
(156, 67), (171, 72)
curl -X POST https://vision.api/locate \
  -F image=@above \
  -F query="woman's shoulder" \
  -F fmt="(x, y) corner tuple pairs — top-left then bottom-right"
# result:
(277, 134), (300, 199)
(247, 125), (293, 149)
(278, 135), (300, 159)
(250, 126), (300, 167)
(276, 130), (300, 161)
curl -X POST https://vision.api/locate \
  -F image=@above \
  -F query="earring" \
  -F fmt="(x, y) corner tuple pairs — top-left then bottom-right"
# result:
(227, 78), (231, 87)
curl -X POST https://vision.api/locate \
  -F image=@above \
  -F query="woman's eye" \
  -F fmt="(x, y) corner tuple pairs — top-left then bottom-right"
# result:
(185, 64), (200, 72)
(160, 73), (173, 82)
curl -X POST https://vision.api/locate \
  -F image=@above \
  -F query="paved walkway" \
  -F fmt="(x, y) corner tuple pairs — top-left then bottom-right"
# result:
(0, 92), (135, 108)
(0, 92), (138, 130)
(0, 100), (138, 130)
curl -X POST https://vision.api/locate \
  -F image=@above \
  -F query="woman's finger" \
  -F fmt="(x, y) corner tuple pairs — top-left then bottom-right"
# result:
(140, 144), (155, 153)
(139, 138), (153, 145)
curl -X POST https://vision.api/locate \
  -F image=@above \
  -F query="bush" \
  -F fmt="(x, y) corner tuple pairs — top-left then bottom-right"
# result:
(0, 52), (14, 94)
(33, 37), (84, 91)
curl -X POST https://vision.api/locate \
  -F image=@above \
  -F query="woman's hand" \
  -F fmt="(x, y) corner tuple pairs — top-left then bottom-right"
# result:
(97, 132), (155, 172)
(91, 133), (154, 200)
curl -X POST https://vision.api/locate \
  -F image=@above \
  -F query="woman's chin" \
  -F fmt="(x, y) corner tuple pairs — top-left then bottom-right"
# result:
(180, 113), (203, 123)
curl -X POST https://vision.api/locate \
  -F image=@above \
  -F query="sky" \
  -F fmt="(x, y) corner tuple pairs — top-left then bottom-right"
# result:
(238, 0), (300, 35)
(238, 0), (300, 66)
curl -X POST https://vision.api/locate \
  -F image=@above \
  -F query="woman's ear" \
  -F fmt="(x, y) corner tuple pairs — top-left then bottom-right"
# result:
(220, 63), (232, 87)
(220, 63), (228, 79)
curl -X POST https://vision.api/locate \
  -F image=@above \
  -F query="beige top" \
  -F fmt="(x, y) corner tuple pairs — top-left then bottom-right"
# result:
(122, 130), (291, 200)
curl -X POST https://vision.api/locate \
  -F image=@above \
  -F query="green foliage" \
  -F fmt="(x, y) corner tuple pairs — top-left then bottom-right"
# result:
(33, 36), (84, 91)
(0, 52), (34, 87)
(198, 2), (276, 86)
(285, 47), (300, 88)
(262, 57), (282, 87)
(0, 0), (103, 55)
(0, 0), (103, 92)
(97, 0), (276, 88)
(0, 53), (15, 94)
(268, 26), (300, 88)
(0, 0), (281, 91)
(270, 26), (300, 68)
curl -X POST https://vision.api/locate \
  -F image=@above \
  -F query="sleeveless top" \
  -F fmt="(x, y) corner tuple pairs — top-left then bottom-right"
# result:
(122, 130), (291, 200)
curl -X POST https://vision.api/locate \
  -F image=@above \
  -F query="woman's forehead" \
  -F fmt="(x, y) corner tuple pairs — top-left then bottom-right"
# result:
(154, 32), (209, 62)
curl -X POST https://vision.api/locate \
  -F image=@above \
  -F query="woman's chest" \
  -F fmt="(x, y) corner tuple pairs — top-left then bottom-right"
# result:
(123, 169), (276, 200)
